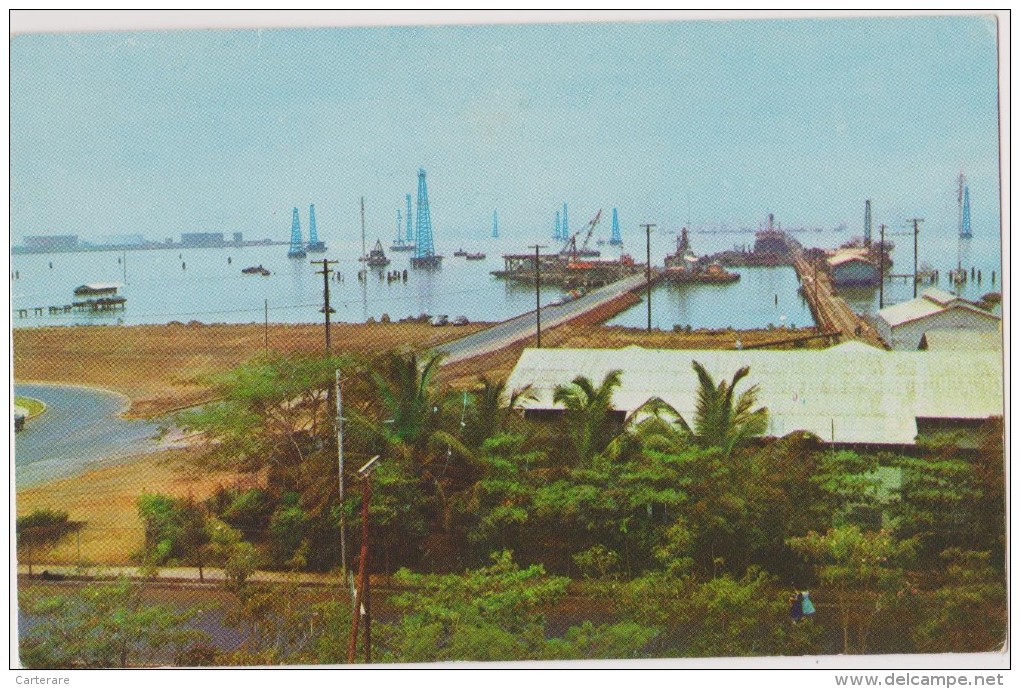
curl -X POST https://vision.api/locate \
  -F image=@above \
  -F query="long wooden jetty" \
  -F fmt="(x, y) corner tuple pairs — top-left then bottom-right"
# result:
(792, 250), (886, 349)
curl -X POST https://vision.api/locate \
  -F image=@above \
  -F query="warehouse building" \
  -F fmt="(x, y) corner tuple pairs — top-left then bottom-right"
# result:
(502, 342), (1002, 447)
(875, 288), (1001, 350)
(827, 252), (879, 287)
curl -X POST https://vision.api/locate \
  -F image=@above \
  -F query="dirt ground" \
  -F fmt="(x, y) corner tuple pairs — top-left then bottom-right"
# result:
(14, 320), (825, 414)
(12, 321), (487, 418)
(15, 447), (244, 565)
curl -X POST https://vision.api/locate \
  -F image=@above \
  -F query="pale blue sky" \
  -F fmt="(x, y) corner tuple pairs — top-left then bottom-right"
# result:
(10, 14), (1001, 243)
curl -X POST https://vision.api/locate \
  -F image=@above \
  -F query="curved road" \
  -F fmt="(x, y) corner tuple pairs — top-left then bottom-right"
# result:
(437, 272), (651, 364)
(14, 383), (166, 488)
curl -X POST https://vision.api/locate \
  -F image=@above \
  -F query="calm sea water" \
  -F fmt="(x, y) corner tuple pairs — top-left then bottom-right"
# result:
(10, 223), (1002, 331)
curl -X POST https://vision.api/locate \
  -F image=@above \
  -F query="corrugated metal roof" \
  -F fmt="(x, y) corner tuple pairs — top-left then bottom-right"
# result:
(76, 282), (122, 291)
(877, 291), (999, 328)
(921, 287), (963, 306)
(920, 330), (1002, 352)
(827, 253), (874, 268)
(503, 343), (1003, 446)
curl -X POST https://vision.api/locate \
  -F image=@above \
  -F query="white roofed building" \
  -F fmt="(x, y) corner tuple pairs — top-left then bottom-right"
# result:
(502, 342), (1003, 447)
(827, 252), (879, 287)
(874, 288), (1001, 350)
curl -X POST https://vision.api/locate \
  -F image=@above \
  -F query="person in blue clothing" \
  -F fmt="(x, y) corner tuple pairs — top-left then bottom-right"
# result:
(801, 591), (816, 617)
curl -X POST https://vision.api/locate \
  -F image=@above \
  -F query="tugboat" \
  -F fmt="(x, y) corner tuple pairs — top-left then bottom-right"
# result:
(453, 248), (468, 257)
(242, 265), (272, 276)
(365, 239), (390, 268)
(664, 228), (739, 284)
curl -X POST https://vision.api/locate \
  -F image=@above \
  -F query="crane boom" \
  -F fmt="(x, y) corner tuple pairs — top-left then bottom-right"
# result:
(559, 209), (603, 260)
(579, 209), (602, 252)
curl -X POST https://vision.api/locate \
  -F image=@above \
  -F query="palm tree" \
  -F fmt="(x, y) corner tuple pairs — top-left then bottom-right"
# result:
(370, 349), (446, 450)
(677, 361), (768, 457)
(553, 369), (624, 466)
(463, 374), (535, 449)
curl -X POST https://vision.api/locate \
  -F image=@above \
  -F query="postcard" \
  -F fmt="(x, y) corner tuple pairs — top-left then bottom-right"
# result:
(10, 10), (1008, 675)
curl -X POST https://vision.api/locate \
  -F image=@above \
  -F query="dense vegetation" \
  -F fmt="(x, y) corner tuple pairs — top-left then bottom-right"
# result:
(19, 350), (1006, 664)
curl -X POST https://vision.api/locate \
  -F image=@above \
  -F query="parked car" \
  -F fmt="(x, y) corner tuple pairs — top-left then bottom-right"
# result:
(452, 315), (469, 326)
(430, 314), (449, 326)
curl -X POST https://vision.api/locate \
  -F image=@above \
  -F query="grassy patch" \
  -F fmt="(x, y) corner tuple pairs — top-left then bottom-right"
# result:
(14, 396), (46, 418)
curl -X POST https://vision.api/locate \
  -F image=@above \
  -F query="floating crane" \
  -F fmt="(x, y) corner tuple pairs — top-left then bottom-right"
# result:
(559, 209), (602, 260)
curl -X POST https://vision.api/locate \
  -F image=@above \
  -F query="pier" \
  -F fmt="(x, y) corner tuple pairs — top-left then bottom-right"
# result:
(494, 253), (643, 289)
(792, 250), (885, 349)
(440, 271), (659, 364)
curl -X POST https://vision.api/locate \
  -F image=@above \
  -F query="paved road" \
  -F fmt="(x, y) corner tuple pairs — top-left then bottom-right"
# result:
(13, 383), (166, 488)
(437, 272), (651, 364)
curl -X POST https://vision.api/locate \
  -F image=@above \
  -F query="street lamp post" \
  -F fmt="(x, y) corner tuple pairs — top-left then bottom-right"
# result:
(640, 224), (656, 331)
(529, 245), (546, 347)
(348, 455), (380, 664)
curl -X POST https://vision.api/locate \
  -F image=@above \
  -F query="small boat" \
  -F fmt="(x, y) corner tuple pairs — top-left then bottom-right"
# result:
(365, 239), (390, 268)
(242, 265), (271, 276)
(465, 252), (486, 260)
(453, 248), (468, 257)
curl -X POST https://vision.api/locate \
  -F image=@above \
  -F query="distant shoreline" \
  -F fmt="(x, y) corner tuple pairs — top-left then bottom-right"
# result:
(12, 239), (290, 255)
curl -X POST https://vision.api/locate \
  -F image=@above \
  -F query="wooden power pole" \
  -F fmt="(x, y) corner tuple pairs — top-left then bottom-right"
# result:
(312, 258), (338, 354)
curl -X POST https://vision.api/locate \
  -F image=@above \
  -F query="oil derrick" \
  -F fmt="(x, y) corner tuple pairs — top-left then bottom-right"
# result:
(864, 199), (872, 245)
(609, 207), (622, 246)
(405, 194), (413, 243)
(392, 209), (412, 251)
(287, 207), (306, 258)
(307, 203), (326, 252)
(961, 186), (972, 239)
(411, 168), (442, 268)
(553, 210), (561, 240)
(493, 210), (499, 238)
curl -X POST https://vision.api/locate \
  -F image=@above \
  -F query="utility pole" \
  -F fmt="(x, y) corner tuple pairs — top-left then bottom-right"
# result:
(878, 224), (886, 309)
(264, 299), (269, 354)
(312, 259), (338, 354)
(641, 224), (656, 331)
(529, 245), (546, 347)
(336, 370), (348, 584)
(360, 197), (367, 262)
(349, 457), (380, 664)
(906, 218), (923, 298)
